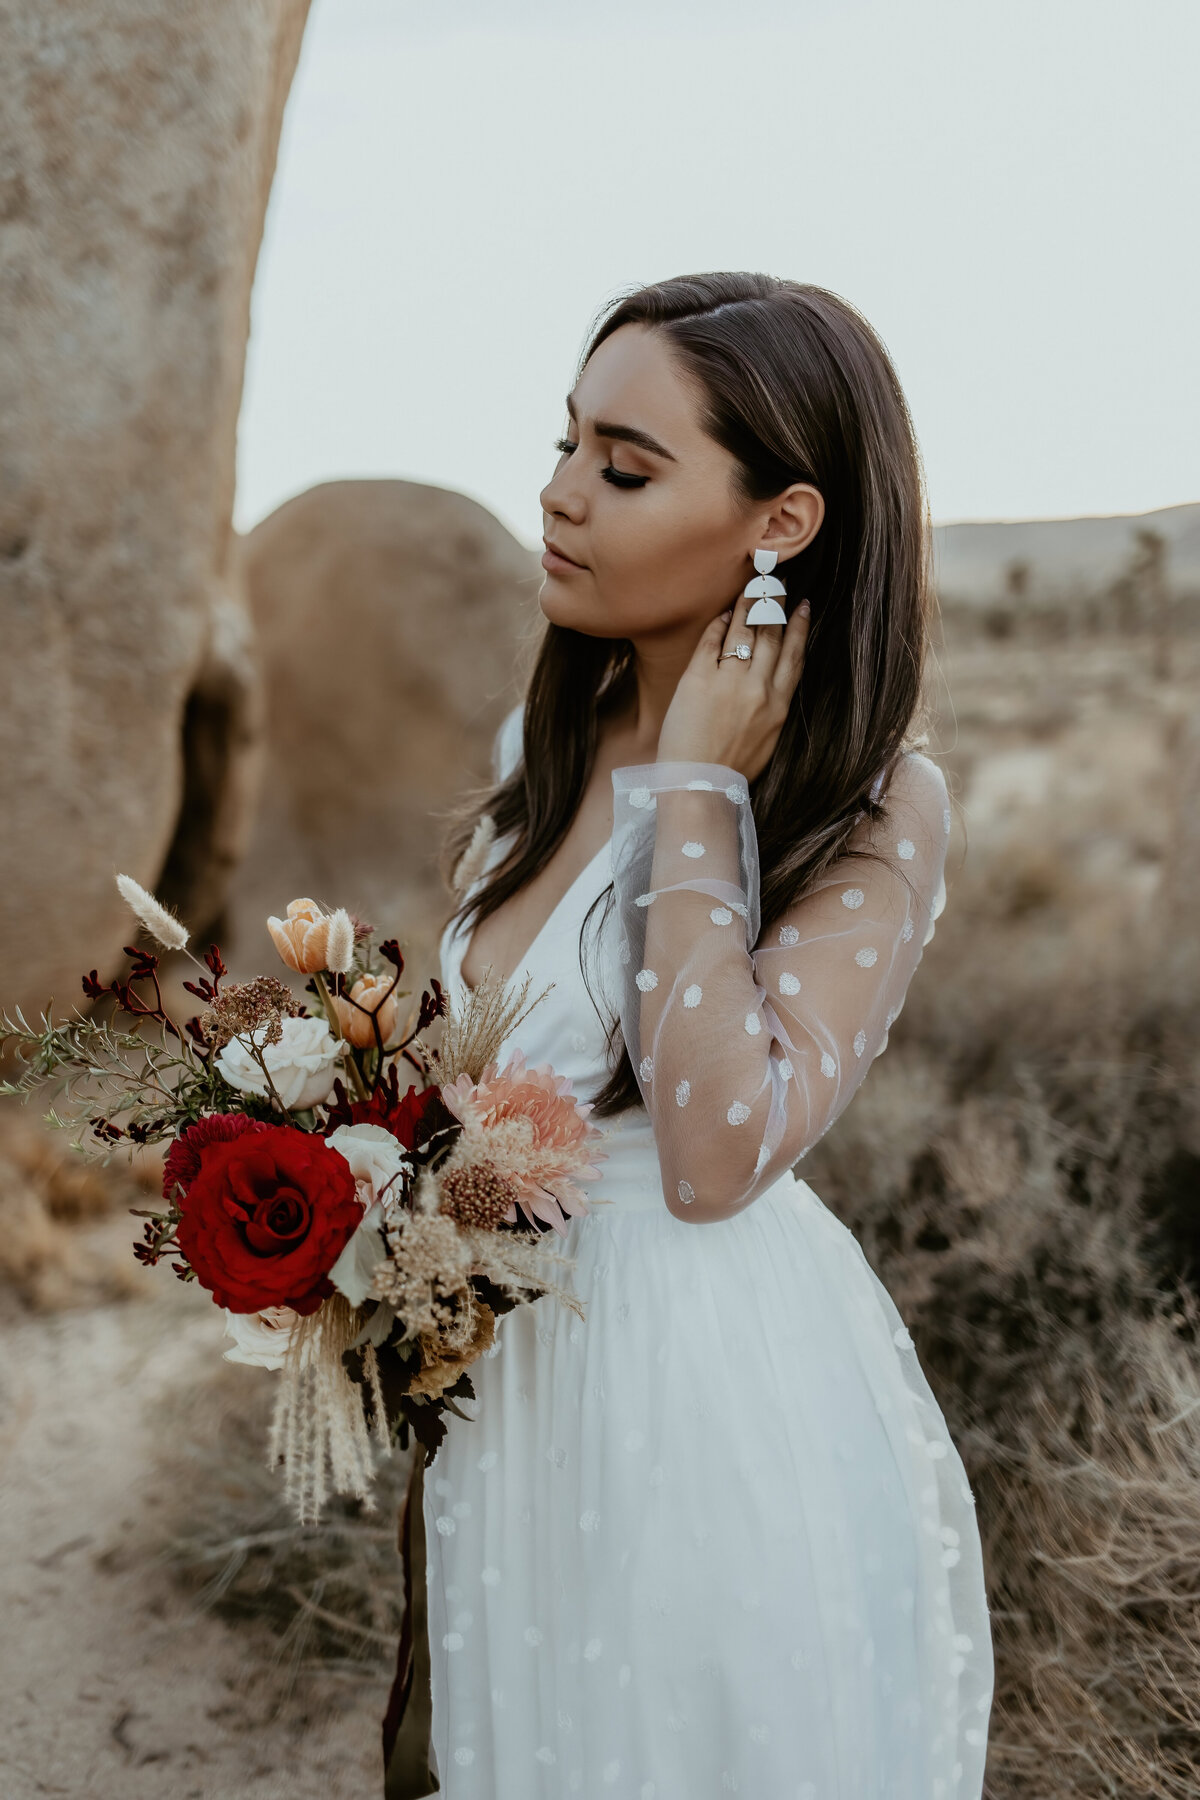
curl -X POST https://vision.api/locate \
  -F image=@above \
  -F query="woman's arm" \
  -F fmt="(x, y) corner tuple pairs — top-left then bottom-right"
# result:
(611, 750), (949, 1221)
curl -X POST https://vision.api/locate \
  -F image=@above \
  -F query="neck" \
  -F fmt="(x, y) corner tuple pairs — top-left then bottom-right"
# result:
(616, 621), (706, 759)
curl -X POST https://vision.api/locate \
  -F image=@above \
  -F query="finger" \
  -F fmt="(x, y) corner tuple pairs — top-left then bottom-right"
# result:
(720, 593), (755, 663)
(696, 608), (732, 666)
(773, 598), (811, 693)
(749, 614), (784, 679)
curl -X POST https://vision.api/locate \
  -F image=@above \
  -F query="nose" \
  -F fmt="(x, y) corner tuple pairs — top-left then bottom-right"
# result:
(539, 459), (586, 524)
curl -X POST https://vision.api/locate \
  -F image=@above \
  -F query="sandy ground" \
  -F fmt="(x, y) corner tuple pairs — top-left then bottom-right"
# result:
(0, 1214), (391, 1800)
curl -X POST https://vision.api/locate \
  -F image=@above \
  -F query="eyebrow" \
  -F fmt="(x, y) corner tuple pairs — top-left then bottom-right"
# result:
(565, 392), (678, 462)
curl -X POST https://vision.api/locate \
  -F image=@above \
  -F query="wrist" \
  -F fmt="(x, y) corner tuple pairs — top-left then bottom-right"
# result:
(612, 761), (751, 797)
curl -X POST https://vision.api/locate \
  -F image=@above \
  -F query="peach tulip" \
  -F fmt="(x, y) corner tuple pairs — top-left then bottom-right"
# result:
(267, 898), (331, 975)
(334, 972), (401, 1049)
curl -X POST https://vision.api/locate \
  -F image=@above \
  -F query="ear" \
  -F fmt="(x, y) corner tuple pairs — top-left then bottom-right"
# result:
(758, 483), (825, 560)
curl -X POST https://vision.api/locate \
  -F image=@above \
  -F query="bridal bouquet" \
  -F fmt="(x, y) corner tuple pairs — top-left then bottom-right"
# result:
(0, 877), (603, 1522)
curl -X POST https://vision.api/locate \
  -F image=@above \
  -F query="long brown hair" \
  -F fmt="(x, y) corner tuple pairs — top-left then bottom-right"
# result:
(443, 272), (934, 1117)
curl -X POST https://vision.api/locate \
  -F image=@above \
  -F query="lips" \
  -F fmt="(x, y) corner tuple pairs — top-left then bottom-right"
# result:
(543, 539), (584, 568)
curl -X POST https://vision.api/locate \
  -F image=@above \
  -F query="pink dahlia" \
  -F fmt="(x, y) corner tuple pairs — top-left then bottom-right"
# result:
(441, 1049), (605, 1236)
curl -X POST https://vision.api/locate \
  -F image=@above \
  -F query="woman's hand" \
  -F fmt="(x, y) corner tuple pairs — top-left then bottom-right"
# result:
(656, 591), (811, 781)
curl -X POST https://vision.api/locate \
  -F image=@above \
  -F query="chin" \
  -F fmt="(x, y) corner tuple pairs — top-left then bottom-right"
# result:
(538, 579), (617, 637)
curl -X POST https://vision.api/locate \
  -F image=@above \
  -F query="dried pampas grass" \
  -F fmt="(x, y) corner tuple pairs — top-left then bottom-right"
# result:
(451, 814), (497, 895)
(267, 1293), (391, 1527)
(434, 968), (551, 1085)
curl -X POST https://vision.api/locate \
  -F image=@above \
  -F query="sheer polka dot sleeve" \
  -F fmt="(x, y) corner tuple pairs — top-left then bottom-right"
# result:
(610, 753), (950, 1221)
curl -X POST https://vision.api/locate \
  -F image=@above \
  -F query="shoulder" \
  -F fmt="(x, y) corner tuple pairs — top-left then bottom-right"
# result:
(853, 751), (951, 901)
(491, 702), (524, 784)
(884, 749), (950, 833)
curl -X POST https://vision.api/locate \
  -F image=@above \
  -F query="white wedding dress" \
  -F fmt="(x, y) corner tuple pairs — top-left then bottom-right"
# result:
(423, 706), (994, 1799)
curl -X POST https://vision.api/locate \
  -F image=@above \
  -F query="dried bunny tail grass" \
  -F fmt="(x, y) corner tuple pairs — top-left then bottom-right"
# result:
(115, 872), (189, 951)
(325, 908), (356, 975)
(451, 814), (496, 895)
(267, 1293), (390, 1526)
(434, 968), (552, 1084)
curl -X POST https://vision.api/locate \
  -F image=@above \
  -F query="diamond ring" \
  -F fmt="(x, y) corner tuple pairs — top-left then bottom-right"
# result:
(718, 642), (753, 663)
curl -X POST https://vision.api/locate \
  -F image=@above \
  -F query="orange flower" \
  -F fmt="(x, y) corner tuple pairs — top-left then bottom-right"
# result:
(334, 972), (401, 1049)
(408, 1302), (496, 1400)
(441, 1049), (604, 1235)
(267, 899), (331, 975)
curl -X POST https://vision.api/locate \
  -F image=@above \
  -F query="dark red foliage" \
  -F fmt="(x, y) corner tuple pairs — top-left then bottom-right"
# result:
(175, 1124), (361, 1314)
(323, 1065), (452, 1153)
(418, 981), (448, 1031)
(82, 946), (182, 1040)
(181, 943), (228, 1008)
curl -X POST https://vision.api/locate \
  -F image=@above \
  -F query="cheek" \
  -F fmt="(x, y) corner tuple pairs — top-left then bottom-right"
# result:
(545, 500), (736, 637)
(606, 505), (736, 628)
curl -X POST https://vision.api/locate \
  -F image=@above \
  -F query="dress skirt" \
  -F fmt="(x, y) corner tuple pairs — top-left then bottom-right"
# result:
(421, 1119), (994, 1799)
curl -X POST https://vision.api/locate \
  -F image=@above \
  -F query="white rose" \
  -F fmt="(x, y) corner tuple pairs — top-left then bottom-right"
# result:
(215, 1014), (342, 1111)
(325, 1121), (411, 1212)
(222, 1305), (302, 1370)
(325, 1123), (411, 1307)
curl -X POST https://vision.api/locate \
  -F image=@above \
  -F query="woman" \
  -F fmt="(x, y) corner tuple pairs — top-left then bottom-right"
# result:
(426, 272), (994, 1798)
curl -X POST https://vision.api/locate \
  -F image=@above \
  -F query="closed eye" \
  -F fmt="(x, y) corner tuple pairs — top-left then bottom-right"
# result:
(553, 437), (649, 490)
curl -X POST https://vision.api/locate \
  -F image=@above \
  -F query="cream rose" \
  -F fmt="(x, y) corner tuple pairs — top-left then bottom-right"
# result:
(222, 1305), (302, 1370)
(325, 1122), (410, 1307)
(325, 1122), (411, 1211)
(215, 1014), (343, 1111)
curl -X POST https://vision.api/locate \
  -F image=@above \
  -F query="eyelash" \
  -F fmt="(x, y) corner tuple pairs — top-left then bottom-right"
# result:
(553, 436), (649, 489)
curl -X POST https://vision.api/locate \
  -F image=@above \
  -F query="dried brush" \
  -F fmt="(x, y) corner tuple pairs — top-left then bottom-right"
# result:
(433, 967), (552, 1085)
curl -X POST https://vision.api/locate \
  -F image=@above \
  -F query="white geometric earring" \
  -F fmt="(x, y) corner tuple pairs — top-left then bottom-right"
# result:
(743, 547), (788, 626)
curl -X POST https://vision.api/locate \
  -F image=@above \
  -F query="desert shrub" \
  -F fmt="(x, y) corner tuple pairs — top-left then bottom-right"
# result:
(804, 803), (1200, 1797)
(0, 1107), (154, 1309)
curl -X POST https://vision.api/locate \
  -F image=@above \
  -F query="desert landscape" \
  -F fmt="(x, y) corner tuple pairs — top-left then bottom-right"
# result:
(3, 580), (1198, 1800)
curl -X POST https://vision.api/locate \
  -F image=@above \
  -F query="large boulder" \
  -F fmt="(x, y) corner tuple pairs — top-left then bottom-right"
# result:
(228, 479), (539, 973)
(0, 0), (310, 1031)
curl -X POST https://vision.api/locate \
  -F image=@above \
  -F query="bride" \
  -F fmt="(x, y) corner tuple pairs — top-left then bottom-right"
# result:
(421, 272), (994, 1798)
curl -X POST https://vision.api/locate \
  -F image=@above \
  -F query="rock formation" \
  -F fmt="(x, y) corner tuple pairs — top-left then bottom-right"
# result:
(0, 0), (311, 1030)
(229, 479), (539, 973)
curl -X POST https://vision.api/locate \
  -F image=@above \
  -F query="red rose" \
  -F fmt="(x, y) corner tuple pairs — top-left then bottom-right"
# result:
(176, 1124), (362, 1315)
(163, 1112), (268, 1202)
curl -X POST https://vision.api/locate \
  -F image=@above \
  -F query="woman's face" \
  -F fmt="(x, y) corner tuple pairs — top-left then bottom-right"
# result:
(538, 321), (821, 644)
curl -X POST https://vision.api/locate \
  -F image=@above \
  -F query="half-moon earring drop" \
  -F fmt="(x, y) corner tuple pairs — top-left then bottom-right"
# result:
(743, 547), (788, 626)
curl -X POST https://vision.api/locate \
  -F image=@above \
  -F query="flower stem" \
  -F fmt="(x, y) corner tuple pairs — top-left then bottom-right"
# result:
(314, 973), (369, 1101)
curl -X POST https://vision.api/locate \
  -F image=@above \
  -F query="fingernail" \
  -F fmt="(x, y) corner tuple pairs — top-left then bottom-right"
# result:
(798, 598), (811, 617)
(720, 609), (732, 622)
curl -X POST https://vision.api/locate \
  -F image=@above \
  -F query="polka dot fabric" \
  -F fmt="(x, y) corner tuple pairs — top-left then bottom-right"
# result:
(428, 711), (992, 1797)
(610, 756), (950, 1221)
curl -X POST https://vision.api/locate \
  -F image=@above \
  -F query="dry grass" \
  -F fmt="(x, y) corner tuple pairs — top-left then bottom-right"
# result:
(800, 629), (1200, 1797)
(154, 1360), (412, 1683)
(0, 1105), (158, 1309)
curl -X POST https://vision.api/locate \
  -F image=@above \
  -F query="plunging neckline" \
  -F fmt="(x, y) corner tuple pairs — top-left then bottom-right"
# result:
(455, 834), (613, 996)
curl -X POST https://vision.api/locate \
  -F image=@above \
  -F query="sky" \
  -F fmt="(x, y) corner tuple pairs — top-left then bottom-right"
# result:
(235, 0), (1200, 549)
